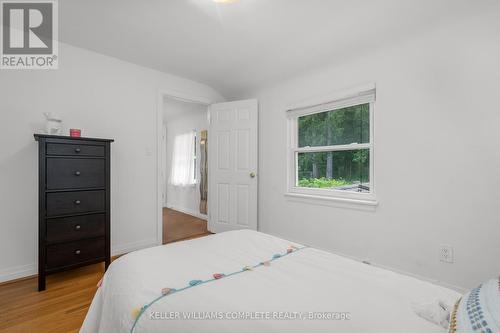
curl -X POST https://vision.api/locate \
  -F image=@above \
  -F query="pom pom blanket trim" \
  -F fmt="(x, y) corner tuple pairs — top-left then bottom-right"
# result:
(129, 245), (308, 333)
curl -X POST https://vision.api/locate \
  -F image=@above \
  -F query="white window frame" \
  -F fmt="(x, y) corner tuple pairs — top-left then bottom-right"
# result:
(285, 85), (377, 206)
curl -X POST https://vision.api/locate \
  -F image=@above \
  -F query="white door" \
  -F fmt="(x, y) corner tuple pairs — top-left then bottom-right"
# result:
(209, 99), (258, 233)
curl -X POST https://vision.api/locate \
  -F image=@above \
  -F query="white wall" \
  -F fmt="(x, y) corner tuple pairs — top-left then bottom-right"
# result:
(249, 9), (500, 290)
(163, 100), (208, 218)
(0, 42), (223, 282)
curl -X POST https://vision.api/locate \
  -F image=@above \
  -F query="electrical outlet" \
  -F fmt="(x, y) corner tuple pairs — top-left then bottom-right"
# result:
(439, 244), (454, 263)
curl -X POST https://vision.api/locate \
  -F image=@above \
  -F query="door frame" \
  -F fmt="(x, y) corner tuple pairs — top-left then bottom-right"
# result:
(156, 89), (215, 246)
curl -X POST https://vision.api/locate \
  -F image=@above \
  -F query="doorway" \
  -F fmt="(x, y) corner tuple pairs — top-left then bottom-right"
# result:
(161, 96), (211, 244)
(156, 92), (259, 245)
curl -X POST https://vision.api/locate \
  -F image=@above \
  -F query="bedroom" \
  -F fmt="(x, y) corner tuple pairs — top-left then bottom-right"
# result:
(0, 0), (499, 332)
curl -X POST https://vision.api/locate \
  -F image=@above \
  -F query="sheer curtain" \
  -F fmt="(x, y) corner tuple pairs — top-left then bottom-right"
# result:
(170, 131), (196, 186)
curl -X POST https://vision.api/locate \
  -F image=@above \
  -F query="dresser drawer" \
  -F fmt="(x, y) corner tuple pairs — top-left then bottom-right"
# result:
(47, 158), (105, 190)
(46, 214), (105, 243)
(46, 237), (105, 270)
(46, 143), (105, 157)
(46, 190), (105, 217)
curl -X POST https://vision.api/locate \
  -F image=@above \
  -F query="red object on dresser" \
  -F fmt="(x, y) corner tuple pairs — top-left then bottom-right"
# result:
(70, 129), (81, 137)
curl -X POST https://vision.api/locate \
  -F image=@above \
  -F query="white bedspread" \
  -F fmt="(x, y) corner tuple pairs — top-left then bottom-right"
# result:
(81, 230), (460, 333)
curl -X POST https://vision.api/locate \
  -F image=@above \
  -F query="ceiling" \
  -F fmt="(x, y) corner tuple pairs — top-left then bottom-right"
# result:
(59, 0), (493, 98)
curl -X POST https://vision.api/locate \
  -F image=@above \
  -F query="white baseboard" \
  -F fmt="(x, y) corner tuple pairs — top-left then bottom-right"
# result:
(0, 263), (37, 283)
(164, 203), (208, 221)
(0, 238), (158, 284)
(0, 232), (466, 294)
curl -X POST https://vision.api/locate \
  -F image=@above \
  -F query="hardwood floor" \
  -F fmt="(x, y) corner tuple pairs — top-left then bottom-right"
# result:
(0, 263), (105, 333)
(0, 211), (211, 333)
(163, 207), (210, 244)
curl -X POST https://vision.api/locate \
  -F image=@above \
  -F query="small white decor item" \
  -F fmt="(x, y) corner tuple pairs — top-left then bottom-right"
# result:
(44, 112), (62, 135)
(411, 300), (451, 328)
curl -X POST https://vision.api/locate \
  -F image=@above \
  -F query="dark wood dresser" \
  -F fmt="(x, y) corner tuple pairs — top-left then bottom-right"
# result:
(34, 134), (113, 291)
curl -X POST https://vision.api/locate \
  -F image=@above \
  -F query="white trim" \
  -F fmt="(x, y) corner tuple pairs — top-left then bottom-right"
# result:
(207, 105), (213, 232)
(285, 86), (376, 205)
(0, 238), (159, 283)
(285, 192), (378, 209)
(0, 236), (466, 294)
(286, 82), (376, 113)
(157, 89), (216, 246)
(294, 143), (371, 153)
(288, 187), (376, 202)
(287, 91), (375, 118)
(161, 124), (168, 207)
(0, 263), (37, 284)
(165, 204), (208, 221)
(159, 88), (212, 105)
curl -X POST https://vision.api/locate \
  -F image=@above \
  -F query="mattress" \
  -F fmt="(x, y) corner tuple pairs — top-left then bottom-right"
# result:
(81, 230), (460, 333)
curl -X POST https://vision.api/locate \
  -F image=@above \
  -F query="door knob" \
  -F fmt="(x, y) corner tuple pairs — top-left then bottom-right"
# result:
(75, 171), (81, 176)
(250, 172), (256, 178)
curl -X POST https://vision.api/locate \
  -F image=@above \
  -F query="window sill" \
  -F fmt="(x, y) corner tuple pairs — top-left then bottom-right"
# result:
(284, 192), (378, 210)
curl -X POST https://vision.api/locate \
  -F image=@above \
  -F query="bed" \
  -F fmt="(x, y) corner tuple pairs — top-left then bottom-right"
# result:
(81, 230), (460, 333)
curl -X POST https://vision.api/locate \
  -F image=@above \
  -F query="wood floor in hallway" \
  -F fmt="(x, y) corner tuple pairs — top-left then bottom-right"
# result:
(162, 207), (210, 244)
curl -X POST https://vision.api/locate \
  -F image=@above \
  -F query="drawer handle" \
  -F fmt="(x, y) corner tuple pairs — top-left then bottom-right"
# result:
(75, 148), (81, 153)
(75, 171), (81, 176)
(74, 200), (81, 205)
(75, 225), (81, 230)
(75, 249), (81, 255)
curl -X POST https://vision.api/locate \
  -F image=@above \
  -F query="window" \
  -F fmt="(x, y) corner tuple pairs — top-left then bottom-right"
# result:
(170, 131), (197, 186)
(286, 87), (376, 204)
